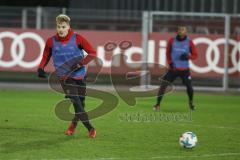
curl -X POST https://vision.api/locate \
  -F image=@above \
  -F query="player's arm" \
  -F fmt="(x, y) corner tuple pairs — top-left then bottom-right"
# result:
(166, 38), (174, 69)
(179, 39), (198, 61)
(188, 40), (198, 60)
(75, 34), (97, 67)
(37, 38), (53, 78)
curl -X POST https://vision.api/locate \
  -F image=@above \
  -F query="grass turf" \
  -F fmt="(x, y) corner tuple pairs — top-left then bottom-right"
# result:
(0, 89), (240, 160)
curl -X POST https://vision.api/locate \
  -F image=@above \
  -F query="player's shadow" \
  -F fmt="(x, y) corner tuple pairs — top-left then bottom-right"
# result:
(0, 126), (75, 154)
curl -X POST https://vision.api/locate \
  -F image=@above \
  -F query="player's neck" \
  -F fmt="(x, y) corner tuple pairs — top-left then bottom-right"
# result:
(56, 28), (73, 42)
(176, 35), (187, 41)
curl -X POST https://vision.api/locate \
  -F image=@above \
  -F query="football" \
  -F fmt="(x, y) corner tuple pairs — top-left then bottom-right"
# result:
(179, 132), (198, 148)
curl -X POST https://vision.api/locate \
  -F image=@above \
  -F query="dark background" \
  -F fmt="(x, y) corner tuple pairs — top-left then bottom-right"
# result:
(0, 0), (239, 13)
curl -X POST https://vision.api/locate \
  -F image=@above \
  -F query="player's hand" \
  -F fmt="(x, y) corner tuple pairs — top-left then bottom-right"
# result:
(71, 63), (83, 71)
(37, 68), (47, 78)
(180, 53), (189, 61)
(169, 63), (175, 70)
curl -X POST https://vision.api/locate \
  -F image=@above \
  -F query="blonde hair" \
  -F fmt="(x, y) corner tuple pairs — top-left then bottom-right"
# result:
(56, 14), (71, 24)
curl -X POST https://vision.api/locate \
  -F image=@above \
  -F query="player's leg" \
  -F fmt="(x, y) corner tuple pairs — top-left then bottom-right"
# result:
(76, 78), (96, 138)
(154, 70), (177, 110)
(180, 70), (195, 110)
(60, 78), (95, 136)
(79, 96), (85, 108)
(60, 78), (79, 135)
(78, 77), (86, 108)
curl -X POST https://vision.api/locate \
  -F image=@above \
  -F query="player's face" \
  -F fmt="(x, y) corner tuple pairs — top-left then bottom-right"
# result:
(56, 22), (70, 38)
(177, 27), (187, 38)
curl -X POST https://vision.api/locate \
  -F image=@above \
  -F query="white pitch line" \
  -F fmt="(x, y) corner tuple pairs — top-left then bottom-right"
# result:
(150, 152), (240, 159)
(121, 120), (240, 131)
(82, 152), (240, 160)
(176, 123), (240, 131)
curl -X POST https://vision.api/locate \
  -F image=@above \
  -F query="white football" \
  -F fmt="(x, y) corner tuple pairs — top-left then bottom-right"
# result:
(179, 132), (198, 148)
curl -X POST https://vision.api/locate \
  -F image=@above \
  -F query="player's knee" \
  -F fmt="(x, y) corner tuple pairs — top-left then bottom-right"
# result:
(67, 95), (80, 104)
(186, 84), (193, 91)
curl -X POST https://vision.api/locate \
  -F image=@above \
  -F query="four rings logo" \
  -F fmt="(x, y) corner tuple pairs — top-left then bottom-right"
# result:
(191, 37), (240, 74)
(0, 31), (44, 68)
(0, 31), (239, 74)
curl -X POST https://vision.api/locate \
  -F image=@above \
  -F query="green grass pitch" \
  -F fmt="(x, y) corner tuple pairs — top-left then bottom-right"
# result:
(0, 89), (240, 160)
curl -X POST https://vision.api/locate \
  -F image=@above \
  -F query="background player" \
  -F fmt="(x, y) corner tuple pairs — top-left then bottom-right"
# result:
(154, 26), (198, 111)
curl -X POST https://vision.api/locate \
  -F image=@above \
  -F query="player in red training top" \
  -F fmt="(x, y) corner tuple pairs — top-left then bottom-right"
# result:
(154, 26), (198, 111)
(37, 14), (96, 138)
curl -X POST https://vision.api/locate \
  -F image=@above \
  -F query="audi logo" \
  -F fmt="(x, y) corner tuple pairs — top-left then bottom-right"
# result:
(191, 37), (240, 74)
(0, 31), (44, 68)
(0, 31), (239, 74)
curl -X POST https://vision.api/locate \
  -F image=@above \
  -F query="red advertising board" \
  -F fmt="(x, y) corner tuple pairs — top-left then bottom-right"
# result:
(0, 28), (239, 77)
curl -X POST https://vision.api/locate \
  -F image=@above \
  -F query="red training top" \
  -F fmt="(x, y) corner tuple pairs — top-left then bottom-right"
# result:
(38, 28), (96, 70)
(166, 35), (198, 70)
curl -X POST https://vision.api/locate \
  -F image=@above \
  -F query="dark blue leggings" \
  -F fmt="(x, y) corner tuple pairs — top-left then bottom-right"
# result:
(60, 78), (93, 131)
